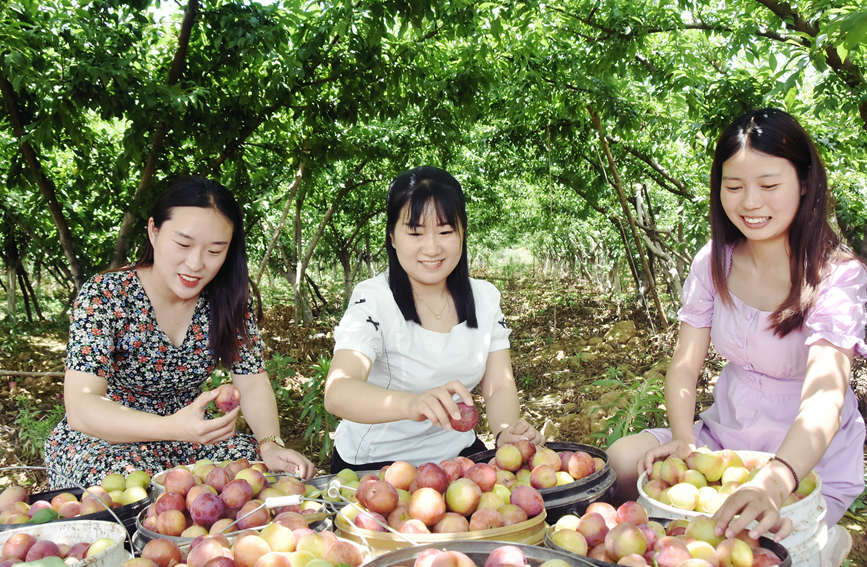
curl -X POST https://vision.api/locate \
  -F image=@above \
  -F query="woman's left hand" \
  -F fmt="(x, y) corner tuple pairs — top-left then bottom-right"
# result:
(712, 465), (793, 541)
(259, 443), (316, 480)
(495, 419), (544, 447)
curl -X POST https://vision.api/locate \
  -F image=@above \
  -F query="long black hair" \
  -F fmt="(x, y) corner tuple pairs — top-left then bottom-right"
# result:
(709, 108), (842, 336)
(385, 166), (477, 328)
(138, 176), (259, 367)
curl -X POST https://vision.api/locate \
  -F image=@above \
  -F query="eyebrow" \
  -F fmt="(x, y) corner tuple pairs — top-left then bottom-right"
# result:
(173, 230), (229, 245)
(721, 172), (782, 181)
(403, 220), (453, 226)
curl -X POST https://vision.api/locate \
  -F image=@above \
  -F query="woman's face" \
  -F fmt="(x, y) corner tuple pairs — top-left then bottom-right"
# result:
(720, 147), (802, 245)
(147, 206), (234, 301)
(390, 201), (463, 290)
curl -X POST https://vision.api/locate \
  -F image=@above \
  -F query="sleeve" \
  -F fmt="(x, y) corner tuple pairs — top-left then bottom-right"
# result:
(676, 242), (715, 329)
(231, 302), (266, 375)
(486, 283), (511, 352)
(804, 260), (867, 357)
(65, 274), (118, 379)
(332, 283), (384, 363)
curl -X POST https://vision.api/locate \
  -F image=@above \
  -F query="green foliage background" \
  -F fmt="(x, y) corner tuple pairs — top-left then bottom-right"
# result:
(0, 0), (864, 323)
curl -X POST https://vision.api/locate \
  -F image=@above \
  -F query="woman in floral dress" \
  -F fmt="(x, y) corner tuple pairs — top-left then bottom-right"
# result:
(45, 177), (315, 488)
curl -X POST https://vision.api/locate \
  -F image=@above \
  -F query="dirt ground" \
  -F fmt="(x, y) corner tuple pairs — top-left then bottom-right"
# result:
(1, 273), (865, 563)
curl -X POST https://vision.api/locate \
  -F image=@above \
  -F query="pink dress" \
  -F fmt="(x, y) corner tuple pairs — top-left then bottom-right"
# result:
(648, 242), (867, 524)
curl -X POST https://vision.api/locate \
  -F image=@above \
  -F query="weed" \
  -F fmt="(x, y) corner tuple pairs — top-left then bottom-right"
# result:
(604, 365), (625, 381)
(266, 352), (298, 411)
(499, 260), (524, 281)
(13, 396), (65, 459)
(518, 374), (537, 389)
(589, 372), (667, 446)
(299, 356), (338, 462)
(571, 352), (588, 367)
(204, 368), (230, 391)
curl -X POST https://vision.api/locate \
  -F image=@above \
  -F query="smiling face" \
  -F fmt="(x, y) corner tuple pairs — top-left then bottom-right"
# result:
(720, 146), (802, 246)
(390, 200), (463, 291)
(147, 206), (234, 301)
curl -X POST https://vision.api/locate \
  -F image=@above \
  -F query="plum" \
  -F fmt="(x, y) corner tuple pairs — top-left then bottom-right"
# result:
(449, 402), (479, 432)
(215, 384), (241, 413)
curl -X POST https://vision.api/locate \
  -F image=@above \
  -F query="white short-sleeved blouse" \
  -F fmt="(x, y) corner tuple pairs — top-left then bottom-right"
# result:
(332, 273), (510, 465)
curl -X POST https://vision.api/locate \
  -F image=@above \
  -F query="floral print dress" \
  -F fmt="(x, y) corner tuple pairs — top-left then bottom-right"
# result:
(44, 269), (265, 489)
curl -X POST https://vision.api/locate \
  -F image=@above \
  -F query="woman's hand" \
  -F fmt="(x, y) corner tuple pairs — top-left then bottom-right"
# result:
(169, 389), (240, 444)
(260, 443), (317, 480)
(495, 419), (544, 446)
(712, 463), (794, 541)
(407, 381), (474, 430)
(638, 439), (694, 476)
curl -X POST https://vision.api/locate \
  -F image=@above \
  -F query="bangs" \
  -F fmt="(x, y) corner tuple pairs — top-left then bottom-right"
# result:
(403, 181), (462, 231)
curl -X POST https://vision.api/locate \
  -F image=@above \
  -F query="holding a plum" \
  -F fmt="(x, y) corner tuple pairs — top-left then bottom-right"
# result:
(324, 167), (542, 471)
(608, 109), (867, 543)
(44, 177), (315, 488)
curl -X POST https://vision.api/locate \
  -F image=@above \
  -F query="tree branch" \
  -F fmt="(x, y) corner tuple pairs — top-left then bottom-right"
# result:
(0, 72), (84, 291)
(550, 5), (806, 46)
(607, 136), (692, 198)
(755, 0), (867, 129)
(111, 0), (199, 267)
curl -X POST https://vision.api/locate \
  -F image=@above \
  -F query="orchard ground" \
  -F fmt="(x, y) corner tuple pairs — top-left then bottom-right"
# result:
(1, 271), (865, 565)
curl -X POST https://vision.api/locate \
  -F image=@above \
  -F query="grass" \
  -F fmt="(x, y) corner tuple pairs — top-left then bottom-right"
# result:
(13, 396), (65, 460)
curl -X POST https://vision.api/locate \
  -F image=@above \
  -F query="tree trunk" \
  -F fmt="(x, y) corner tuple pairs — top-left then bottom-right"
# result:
(0, 73), (84, 292)
(111, 0), (200, 266)
(292, 183), (311, 324)
(19, 265), (43, 321)
(6, 265), (15, 318)
(589, 105), (668, 328)
(292, 173), (373, 324)
(336, 248), (352, 309)
(17, 270), (32, 322)
(255, 162), (304, 286)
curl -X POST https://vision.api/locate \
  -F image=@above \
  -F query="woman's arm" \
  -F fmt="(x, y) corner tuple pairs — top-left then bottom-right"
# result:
(233, 372), (315, 478)
(64, 369), (239, 444)
(323, 349), (474, 429)
(713, 339), (850, 539)
(479, 349), (543, 446)
(640, 323), (710, 472)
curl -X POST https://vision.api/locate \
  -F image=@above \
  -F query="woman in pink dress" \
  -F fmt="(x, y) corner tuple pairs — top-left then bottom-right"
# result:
(608, 108), (867, 541)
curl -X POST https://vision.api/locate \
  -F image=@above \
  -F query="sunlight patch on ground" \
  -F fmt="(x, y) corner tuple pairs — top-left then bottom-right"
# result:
(26, 337), (66, 352)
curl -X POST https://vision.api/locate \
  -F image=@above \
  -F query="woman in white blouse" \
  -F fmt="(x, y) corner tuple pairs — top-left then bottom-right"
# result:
(324, 166), (543, 471)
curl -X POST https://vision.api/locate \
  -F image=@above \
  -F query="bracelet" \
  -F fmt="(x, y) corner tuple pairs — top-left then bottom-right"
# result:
(771, 455), (799, 492)
(257, 434), (285, 451)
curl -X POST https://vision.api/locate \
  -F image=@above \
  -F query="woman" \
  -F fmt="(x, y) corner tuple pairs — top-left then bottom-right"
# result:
(607, 109), (867, 543)
(323, 166), (543, 471)
(45, 176), (315, 488)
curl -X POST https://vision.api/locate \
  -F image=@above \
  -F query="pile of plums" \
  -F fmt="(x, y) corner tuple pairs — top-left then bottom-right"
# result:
(642, 448), (817, 514)
(549, 500), (783, 566)
(490, 441), (605, 489)
(0, 469), (150, 525)
(394, 544), (572, 567)
(144, 459), (320, 538)
(337, 454), (547, 535)
(1, 532), (118, 564)
(123, 522), (364, 567)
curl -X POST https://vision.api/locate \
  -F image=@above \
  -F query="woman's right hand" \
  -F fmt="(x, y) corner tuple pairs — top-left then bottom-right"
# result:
(639, 439), (695, 476)
(408, 380), (474, 430)
(169, 389), (241, 444)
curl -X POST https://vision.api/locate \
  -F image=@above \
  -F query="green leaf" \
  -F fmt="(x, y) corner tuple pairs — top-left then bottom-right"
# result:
(844, 14), (867, 50)
(836, 44), (848, 62)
